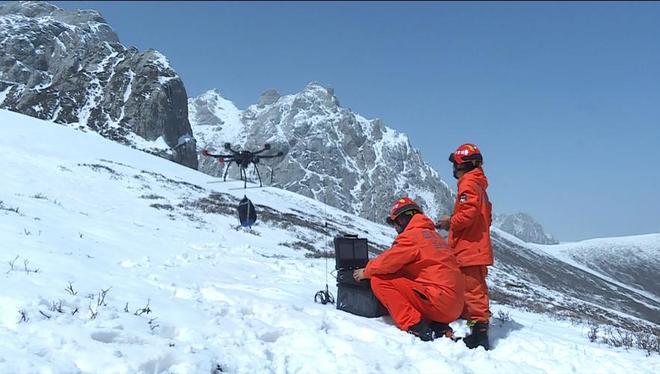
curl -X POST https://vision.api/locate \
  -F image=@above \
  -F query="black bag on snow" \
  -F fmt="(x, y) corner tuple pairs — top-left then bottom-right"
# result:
(334, 235), (387, 318)
(237, 196), (257, 227)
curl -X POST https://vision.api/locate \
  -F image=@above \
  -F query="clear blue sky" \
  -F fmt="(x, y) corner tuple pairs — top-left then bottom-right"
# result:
(53, 1), (660, 241)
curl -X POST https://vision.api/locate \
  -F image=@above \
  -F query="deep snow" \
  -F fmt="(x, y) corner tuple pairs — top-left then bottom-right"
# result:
(1, 109), (658, 373)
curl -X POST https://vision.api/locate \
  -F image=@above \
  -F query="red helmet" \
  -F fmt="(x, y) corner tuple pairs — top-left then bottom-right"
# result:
(386, 197), (422, 225)
(449, 143), (483, 165)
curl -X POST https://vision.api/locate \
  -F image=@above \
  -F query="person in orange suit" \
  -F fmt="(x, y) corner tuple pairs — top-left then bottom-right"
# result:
(353, 197), (465, 341)
(437, 143), (493, 350)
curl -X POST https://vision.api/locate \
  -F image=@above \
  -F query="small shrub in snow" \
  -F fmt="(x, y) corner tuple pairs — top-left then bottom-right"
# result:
(85, 287), (111, 319)
(6, 255), (38, 274)
(65, 281), (78, 296)
(148, 317), (159, 331)
(588, 324), (599, 343)
(0, 201), (20, 214)
(636, 332), (660, 356)
(50, 300), (64, 314)
(78, 163), (120, 178)
(97, 287), (111, 307)
(134, 298), (152, 316)
(139, 194), (164, 200)
(18, 309), (28, 323)
(304, 250), (333, 259)
(22, 258), (39, 274)
(595, 326), (659, 355)
(150, 203), (174, 211)
(6, 255), (19, 274)
(88, 303), (98, 320)
(601, 326), (635, 350)
(495, 310), (512, 323)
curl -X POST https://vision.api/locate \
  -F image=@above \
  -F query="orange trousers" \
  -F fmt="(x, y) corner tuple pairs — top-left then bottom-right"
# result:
(370, 274), (463, 331)
(460, 265), (490, 322)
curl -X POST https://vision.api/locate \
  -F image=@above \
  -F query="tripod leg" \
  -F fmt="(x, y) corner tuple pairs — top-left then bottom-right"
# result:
(253, 163), (263, 187)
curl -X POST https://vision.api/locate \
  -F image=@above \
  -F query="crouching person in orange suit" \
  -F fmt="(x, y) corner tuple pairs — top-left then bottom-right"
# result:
(353, 197), (465, 341)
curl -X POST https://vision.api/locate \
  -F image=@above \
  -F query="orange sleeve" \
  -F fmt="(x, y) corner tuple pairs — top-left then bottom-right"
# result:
(364, 234), (418, 277)
(450, 181), (481, 232)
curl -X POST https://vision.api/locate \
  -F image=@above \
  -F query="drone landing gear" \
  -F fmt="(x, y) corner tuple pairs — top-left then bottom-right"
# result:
(222, 160), (234, 182)
(253, 163), (263, 188)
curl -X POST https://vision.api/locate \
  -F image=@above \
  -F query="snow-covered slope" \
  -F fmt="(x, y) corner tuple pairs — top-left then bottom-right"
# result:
(189, 83), (454, 224)
(536, 234), (660, 299)
(1, 109), (658, 372)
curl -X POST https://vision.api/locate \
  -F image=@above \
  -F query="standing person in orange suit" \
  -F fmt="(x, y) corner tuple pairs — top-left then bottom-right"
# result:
(353, 197), (465, 342)
(436, 143), (493, 350)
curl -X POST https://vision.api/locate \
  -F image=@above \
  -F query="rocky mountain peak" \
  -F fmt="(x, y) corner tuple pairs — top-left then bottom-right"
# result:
(190, 85), (453, 223)
(257, 89), (281, 107)
(292, 81), (339, 110)
(493, 212), (559, 245)
(0, 1), (197, 168)
(0, 1), (58, 17)
(0, 1), (118, 43)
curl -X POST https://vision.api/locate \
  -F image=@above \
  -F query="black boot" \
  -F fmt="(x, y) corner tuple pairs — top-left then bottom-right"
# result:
(463, 322), (490, 350)
(429, 321), (458, 341)
(408, 320), (436, 342)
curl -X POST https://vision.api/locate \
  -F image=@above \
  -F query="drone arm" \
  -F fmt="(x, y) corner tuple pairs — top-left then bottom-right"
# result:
(258, 151), (284, 159)
(253, 148), (270, 155)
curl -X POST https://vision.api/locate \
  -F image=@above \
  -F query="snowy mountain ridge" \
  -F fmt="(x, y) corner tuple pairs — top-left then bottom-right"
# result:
(1, 109), (658, 372)
(189, 83), (454, 224)
(536, 233), (660, 298)
(493, 212), (559, 245)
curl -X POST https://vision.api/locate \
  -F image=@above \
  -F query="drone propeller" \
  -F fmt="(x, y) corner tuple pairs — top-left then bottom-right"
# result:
(202, 149), (234, 159)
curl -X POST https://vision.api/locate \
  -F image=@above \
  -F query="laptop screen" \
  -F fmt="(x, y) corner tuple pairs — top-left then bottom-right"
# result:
(334, 236), (369, 269)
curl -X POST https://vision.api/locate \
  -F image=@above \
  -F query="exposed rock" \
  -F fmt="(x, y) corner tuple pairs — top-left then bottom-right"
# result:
(493, 212), (559, 244)
(0, 1), (197, 168)
(190, 82), (454, 223)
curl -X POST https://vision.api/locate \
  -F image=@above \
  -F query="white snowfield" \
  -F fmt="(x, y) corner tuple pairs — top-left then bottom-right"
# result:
(0, 109), (658, 373)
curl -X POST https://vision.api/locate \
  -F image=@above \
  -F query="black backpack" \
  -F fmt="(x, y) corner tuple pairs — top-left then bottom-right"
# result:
(237, 196), (257, 227)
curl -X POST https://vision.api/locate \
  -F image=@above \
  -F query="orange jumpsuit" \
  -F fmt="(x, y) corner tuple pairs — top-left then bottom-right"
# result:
(364, 214), (464, 331)
(448, 167), (493, 323)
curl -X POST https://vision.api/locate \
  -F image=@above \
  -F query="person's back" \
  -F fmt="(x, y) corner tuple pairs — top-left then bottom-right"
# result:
(379, 214), (464, 300)
(447, 167), (492, 266)
(356, 199), (465, 341)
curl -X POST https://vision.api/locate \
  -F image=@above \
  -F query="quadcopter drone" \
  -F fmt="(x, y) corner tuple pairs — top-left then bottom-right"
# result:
(202, 143), (284, 188)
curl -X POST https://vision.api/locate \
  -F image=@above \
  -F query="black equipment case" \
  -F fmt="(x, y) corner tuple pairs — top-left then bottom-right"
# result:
(334, 235), (387, 318)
